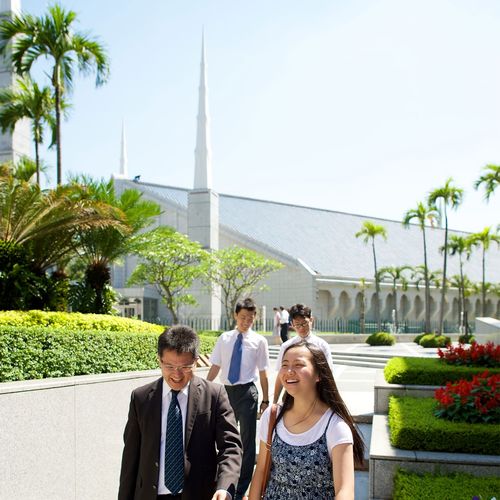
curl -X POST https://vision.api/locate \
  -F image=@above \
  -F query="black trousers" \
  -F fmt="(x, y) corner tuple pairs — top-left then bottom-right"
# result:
(280, 323), (289, 343)
(225, 382), (258, 500)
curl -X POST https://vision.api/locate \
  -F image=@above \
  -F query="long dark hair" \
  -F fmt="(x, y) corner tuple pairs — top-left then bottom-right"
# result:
(273, 341), (365, 466)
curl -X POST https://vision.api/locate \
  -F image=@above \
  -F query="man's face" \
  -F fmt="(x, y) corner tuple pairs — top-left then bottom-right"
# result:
(158, 349), (196, 391)
(234, 308), (256, 333)
(291, 315), (312, 338)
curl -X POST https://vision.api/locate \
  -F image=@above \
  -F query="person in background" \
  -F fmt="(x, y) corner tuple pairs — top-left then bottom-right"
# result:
(273, 303), (334, 404)
(279, 306), (289, 343)
(273, 307), (281, 337)
(207, 298), (270, 500)
(248, 341), (364, 500)
(118, 325), (242, 500)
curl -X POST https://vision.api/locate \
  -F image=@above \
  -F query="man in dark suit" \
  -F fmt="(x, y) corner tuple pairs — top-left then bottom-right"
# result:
(119, 325), (242, 500)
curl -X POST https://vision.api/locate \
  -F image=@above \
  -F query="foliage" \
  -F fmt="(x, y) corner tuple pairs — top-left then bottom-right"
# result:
(458, 334), (476, 344)
(377, 265), (411, 330)
(418, 333), (451, 348)
(393, 469), (500, 500)
(413, 333), (428, 344)
(128, 226), (208, 323)
(0, 310), (163, 332)
(384, 357), (500, 385)
(0, 325), (216, 382)
(388, 396), (499, 455)
(68, 280), (118, 315)
(474, 164), (500, 201)
(437, 342), (500, 368)
(434, 371), (499, 423)
(366, 331), (395, 346)
(0, 76), (57, 185)
(355, 221), (387, 331)
(0, 3), (110, 185)
(202, 245), (283, 321)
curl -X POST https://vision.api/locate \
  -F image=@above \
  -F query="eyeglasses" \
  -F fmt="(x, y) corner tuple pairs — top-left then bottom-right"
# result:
(292, 320), (309, 328)
(159, 361), (196, 372)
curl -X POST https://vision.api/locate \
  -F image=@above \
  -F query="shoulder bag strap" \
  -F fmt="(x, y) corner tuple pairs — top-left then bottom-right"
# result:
(260, 404), (278, 498)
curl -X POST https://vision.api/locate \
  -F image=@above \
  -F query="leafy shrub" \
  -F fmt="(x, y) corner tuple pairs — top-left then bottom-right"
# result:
(197, 330), (223, 337)
(68, 281), (118, 315)
(438, 341), (500, 368)
(458, 333), (476, 344)
(384, 357), (500, 385)
(0, 325), (216, 382)
(366, 332), (395, 346)
(0, 310), (163, 333)
(388, 396), (499, 455)
(418, 333), (451, 348)
(413, 333), (427, 344)
(434, 372), (499, 424)
(394, 470), (500, 500)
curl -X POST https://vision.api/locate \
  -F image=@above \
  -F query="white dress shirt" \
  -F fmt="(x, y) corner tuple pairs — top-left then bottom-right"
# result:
(210, 328), (269, 385)
(276, 332), (334, 371)
(158, 381), (189, 495)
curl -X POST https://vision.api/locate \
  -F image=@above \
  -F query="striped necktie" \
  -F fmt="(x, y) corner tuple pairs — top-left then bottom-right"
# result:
(164, 390), (184, 494)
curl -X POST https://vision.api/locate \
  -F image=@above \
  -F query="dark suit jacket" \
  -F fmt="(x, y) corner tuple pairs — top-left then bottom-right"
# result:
(118, 375), (242, 500)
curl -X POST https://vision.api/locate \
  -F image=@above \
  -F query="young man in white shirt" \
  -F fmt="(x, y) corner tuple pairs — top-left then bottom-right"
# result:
(207, 298), (270, 500)
(273, 303), (334, 404)
(279, 306), (289, 342)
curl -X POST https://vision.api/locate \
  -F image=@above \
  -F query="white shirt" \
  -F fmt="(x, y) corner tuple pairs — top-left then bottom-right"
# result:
(259, 406), (353, 453)
(158, 381), (189, 495)
(280, 309), (289, 324)
(276, 332), (334, 372)
(210, 328), (269, 385)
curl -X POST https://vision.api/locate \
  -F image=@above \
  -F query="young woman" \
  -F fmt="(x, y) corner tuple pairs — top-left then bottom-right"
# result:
(248, 341), (364, 500)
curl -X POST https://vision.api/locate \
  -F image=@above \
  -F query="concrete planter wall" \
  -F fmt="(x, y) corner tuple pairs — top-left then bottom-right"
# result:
(369, 415), (500, 500)
(0, 368), (206, 500)
(373, 369), (440, 414)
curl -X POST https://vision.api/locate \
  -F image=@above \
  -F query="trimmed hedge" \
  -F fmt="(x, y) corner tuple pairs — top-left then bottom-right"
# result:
(394, 469), (500, 500)
(366, 332), (395, 346)
(388, 396), (499, 455)
(0, 326), (217, 382)
(384, 357), (500, 385)
(0, 310), (164, 333)
(419, 333), (451, 348)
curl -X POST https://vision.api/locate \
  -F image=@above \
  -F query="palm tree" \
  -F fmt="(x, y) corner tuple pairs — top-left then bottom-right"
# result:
(377, 265), (411, 332)
(357, 278), (369, 334)
(445, 234), (472, 328)
(402, 202), (439, 333)
(428, 179), (464, 333)
(355, 221), (387, 331)
(0, 77), (57, 186)
(0, 4), (109, 185)
(468, 227), (500, 317)
(474, 164), (500, 201)
(70, 176), (161, 314)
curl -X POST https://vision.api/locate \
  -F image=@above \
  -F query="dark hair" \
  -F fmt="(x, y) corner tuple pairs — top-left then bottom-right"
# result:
(289, 303), (312, 319)
(279, 306), (285, 310)
(235, 297), (256, 314)
(274, 341), (365, 466)
(157, 325), (200, 358)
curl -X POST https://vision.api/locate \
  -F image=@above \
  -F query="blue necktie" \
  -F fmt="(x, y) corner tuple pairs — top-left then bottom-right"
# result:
(228, 333), (243, 384)
(164, 390), (184, 494)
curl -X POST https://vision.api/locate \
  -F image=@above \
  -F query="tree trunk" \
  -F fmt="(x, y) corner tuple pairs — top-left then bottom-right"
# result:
(422, 227), (431, 333)
(54, 66), (62, 186)
(372, 239), (381, 331)
(34, 138), (40, 187)
(439, 208), (448, 335)
(482, 246), (486, 317)
(393, 282), (398, 332)
(360, 291), (365, 334)
(459, 257), (465, 329)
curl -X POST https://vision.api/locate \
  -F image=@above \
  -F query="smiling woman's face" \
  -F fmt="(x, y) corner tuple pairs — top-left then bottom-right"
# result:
(279, 346), (319, 394)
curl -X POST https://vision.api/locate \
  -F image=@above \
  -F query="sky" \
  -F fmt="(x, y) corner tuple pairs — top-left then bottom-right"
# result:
(20, 0), (500, 233)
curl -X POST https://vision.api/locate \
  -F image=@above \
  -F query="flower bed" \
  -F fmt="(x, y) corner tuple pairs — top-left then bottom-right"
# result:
(384, 357), (500, 385)
(388, 396), (499, 455)
(393, 470), (500, 500)
(438, 341), (500, 367)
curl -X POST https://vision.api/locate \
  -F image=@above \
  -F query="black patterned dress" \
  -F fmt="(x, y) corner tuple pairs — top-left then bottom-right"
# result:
(264, 413), (335, 500)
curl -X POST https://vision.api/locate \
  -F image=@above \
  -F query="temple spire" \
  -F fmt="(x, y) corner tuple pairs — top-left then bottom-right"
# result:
(193, 33), (212, 189)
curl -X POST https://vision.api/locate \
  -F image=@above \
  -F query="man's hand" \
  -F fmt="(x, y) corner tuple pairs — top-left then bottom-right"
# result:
(211, 489), (231, 500)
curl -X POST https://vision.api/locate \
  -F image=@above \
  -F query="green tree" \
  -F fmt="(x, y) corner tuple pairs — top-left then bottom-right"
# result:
(402, 202), (439, 333)
(0, 3), (109, 185)
(203, 246), (283, 323)
(445, 234), (472, 328)
(355, 221), (387, 331)
(428, 178), (464, 333)
(70, 176), (161, 314)
(128, 227), (209, 323)
(0, 77), (56, 186)
(474, 164), (500, 201)
(377, 265), (411, 331)
(468, 226), (500, 317)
